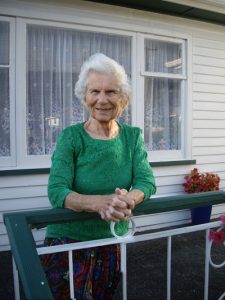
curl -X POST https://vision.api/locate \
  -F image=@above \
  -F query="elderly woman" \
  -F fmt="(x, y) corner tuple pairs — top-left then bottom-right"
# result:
(42, 53), (156, 300)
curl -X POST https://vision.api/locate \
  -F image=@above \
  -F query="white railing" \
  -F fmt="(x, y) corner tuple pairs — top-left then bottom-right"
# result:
(12, 219), (224, 300)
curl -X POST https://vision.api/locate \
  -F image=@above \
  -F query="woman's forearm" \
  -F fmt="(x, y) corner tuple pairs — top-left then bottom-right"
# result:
(64, 191), (111, 212)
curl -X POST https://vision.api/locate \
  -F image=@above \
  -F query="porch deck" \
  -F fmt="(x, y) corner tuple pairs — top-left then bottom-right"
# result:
(1, 229), (224, 300)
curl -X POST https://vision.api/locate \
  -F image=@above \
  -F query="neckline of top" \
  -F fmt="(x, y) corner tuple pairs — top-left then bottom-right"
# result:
(80, 121), (122, 141)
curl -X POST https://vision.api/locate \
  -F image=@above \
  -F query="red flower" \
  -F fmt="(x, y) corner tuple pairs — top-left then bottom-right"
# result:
(183, 168), (220, 194)
(209, 229), (225, 244)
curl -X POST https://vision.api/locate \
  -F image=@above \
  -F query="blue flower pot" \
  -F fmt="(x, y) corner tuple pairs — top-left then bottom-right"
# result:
(191, 205), (212, 225)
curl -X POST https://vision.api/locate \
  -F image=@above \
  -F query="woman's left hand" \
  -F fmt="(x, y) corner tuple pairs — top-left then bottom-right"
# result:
(99, 188), (135, 222)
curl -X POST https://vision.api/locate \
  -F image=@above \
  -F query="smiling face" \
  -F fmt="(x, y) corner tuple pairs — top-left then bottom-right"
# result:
(85, 71), (127, 123)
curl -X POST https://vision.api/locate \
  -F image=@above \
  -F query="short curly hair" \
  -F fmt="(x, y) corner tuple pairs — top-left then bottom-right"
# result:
(74, 53), (131, 106)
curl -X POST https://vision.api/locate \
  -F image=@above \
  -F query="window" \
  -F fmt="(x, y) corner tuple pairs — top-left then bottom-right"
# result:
(0, 17), (190, 170)
(26, 24), (132, 156)
(0, 17), (15, 167)
(138, 35), (187, 161)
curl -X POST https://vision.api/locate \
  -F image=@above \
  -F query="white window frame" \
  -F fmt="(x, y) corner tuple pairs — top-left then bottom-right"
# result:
(15, 18), (137, 169)
(136, 33), (192, 162)
(0, 16), (16, 169)
(0, 14), (192, 170)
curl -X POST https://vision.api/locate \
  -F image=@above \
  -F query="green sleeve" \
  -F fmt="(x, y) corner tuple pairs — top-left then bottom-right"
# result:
(48, 128), (76, 208)
(131, 129), (156, 200)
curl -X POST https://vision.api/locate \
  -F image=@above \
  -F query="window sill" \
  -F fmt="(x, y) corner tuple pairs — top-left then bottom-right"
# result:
(0, 168), (50, 176)
(0, 160), (196, 176)
(150, 160), (196, 167)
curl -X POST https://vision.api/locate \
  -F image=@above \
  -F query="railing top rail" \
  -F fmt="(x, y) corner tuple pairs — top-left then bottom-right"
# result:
(3, 190), (225, 300)
(4, 190), (225, 229)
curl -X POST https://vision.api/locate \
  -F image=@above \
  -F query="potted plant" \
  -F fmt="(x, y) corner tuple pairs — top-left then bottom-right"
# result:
(183, 168), (220, 225)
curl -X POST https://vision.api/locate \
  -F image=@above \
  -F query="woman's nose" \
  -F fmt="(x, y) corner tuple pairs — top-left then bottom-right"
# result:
(97, 92), (108, 103)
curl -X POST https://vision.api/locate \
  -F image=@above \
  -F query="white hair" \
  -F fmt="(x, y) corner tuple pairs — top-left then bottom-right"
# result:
(74, 53), (131, 105)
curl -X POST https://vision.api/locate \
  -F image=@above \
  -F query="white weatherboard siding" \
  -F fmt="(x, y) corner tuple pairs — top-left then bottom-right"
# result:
(0, 175), (50, 251)
(0, 0), (225, 250)
(192, 37), (225, 180)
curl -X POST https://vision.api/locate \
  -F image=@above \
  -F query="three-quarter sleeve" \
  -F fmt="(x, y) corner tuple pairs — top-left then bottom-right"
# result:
(131, 129), (156, 200)
(48, 128), (76, 208)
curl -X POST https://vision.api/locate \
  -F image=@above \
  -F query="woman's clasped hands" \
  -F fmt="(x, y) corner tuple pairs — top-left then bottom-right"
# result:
(99, 188), (135, 222)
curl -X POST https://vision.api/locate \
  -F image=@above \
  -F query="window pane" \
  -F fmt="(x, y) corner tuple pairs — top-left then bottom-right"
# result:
(26, 25), (132, 155)
(0, 68), (10, 156)
(0, 21), (9, 65)
(145, 39), (183, 74)
(144, 77), (181, 151)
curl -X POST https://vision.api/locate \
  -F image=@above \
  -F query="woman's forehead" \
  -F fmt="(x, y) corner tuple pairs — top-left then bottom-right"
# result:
(87, 71), (119, 89)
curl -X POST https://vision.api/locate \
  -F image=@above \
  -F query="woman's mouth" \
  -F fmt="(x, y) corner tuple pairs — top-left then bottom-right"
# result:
(96, 108), (112, 111)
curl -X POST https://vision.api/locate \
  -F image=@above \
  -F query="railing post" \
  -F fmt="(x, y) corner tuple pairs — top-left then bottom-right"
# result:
(4, 214), (53, 299)
(68, 250), (75, 300)
(12, 257), (20, 300)
(120, 242), (127, 300)
(204, 229), (210, 300)
(167, 236), (172, 300)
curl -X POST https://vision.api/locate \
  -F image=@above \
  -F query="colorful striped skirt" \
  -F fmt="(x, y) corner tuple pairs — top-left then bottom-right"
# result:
(41, 237), (121, 300)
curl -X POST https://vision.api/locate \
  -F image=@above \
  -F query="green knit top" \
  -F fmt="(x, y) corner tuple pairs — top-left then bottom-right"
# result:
(47, 122), (156, 241)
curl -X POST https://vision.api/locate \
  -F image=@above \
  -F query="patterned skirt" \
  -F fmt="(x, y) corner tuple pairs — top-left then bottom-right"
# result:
(41, 237), (121, 300)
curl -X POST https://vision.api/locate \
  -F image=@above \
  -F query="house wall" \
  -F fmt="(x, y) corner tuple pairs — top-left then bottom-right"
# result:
(0, 0), (225, 251)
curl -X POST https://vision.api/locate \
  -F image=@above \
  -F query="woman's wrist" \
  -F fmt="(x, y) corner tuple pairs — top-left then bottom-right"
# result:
(64, 192), (83, 211)
(127, 189), (144, 206)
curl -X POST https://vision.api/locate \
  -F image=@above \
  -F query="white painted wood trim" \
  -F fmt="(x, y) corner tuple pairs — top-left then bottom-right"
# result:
(0, 16), (16, 168)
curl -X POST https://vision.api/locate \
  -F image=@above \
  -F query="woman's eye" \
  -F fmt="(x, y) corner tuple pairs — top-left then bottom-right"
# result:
(91, 90), (99, 95)
(107, 91), (118, 97)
